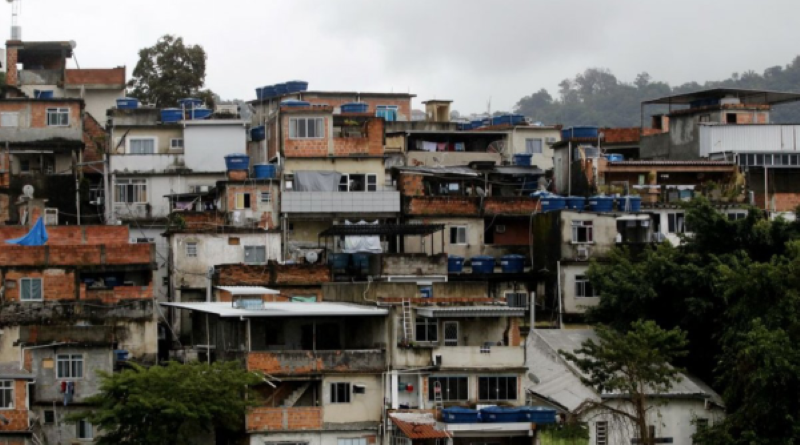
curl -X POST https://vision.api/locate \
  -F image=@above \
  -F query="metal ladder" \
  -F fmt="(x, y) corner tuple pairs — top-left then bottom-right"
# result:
(433, 381), (444, 411)
(401, 299), (413, 342)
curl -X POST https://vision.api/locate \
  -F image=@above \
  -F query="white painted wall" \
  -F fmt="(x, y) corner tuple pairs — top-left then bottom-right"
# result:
(505, 126), (560, 169)
(700, 124), (800, 157)
(111, 174), (223, 221)
(184, 121), (248, 171)
(248, 431), (377, 445)
(560, 263), (599, 314)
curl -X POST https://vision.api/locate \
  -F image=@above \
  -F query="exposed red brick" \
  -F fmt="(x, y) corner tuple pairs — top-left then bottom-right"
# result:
(65, 68), (125, 86)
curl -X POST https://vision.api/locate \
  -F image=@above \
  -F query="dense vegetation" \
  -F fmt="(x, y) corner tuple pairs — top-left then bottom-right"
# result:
(514, 56), (800, 127)
(586, 199), (800, 444)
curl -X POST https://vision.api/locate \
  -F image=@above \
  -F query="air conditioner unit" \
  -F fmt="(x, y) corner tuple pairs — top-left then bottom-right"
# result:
(433, 354), (443, 367)
(546, 137), (557, 144)
(495, 224), (506, 234)
(43, 208), (58, 226)
(190, 185), (210, 193)
(575, 245), (591, 261)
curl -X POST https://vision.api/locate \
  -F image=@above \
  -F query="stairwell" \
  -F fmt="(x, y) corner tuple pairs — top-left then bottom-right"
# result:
(281, 382), (311, 407)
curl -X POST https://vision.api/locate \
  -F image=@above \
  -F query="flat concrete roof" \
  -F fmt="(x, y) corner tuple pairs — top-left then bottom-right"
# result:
(161, 301), (389, 317)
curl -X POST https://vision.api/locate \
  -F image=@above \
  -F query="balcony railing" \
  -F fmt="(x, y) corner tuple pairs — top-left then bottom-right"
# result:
(431, 345), (524, 368)
(109, 153), (187, 174)
(281, 191), (400, 213)
(247, 349), (386, 375)
(247, 407), (323, 432)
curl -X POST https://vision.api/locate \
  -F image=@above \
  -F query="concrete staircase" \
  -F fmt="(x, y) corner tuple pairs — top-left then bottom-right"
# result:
(281, 382), (311, 407)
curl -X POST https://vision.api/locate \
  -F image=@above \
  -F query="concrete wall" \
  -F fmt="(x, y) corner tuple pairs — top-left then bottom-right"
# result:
(38, 405), (99, 445)
(184, 121), (248, 171)
(0, 100), (83, 143)
(32, 346), (112, 403)
(560, 263), (598, 314)
(111, 127), (183, 155)
(404, 217), (484, 259)
(640, 114), (700, 160)
(406, 151), (501, 167)
(558, 210), (620, 260)
(111, 173), (223, 220)
(66, 88), (124, 124)
(553, 146), (569, 194)
(248, 431), (378, 445)
(505, 126), (560, 169)
(321, 374), (383, 424)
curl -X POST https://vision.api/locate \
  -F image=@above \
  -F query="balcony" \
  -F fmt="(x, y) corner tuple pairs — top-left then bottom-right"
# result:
(247, 349), (386, 375)
(109, 153), (187, 174)
(247, 407), (322, 432)
(407, 151), (501, 167)
(83, 283), (153, 304)
(281, 191), (400, 214)
(18, 69), (62, 85)
(431, 345), (525, 368)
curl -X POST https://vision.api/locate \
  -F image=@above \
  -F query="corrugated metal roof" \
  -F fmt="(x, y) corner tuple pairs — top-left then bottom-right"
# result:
(0, 362), (34, 379)
(643, 88), (800, 106)
(416, 306), (524, 318)
(161, 302), (388, 318)
(215, 286), (279, 295)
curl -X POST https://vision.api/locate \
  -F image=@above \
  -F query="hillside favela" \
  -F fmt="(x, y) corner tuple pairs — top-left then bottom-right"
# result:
(0, 0), (798, 444)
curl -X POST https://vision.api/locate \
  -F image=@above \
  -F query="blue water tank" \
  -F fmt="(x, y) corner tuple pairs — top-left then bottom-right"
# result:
(274, 83), (288, 96)
(260, 85), (277, 100)
(116, 97), (139, 109)
(471, 255), (495, 274)
(281, 100), (310, 108)
(251, 125), (266, 141)
(419, 286), (433, 298)
(588, 195), (615, 212)
(448, 255), (464, 273)
(286, 80), (309, 93)
(564, 196), (586, 210)
(513, 153), (532, 166)
(481, 118), (491, 127)
(471, 119), (483, 129)
(255, 87), (264, 100)
(34, 89), (54, 99)
(329, 253), (350, 274)
(605, 153), (624, 162)
(253, 164), (276, 179)
(540, 194), (566, 212)
(561, 126), (599, 140)
(341, 102), (368, 113)
(160, 108), (183, 123)
(617, 195), (641, 212)
(352, 253), (371, 274)
(480, 406), (521, 423)
(442, 407), (479, 424)
(518, 406), (557, 424)
(114, 350), (129, 362)
(189, 107), (213, 120)
(178, 98), (203, 109)
(224, 154), (250, 170)
(500, 254), (525, 273)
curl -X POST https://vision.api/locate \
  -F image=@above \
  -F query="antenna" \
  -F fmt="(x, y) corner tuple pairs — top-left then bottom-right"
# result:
(8, 0), (21, 40)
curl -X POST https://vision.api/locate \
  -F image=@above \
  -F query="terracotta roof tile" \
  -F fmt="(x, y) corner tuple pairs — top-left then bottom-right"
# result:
(65, 68), (125, 86)
(390, 417), (449, 439)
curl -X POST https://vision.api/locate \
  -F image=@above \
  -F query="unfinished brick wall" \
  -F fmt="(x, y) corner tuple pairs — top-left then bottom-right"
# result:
(0, 225), (129, 244)
(0, 101), (81, 128)
(247, 407), (322, 432)
(224, 184), (277, 229)
(483, 197), (542, 216)
(282, 114), (330, 158)
(179, 212), (227, 232)
(4, 269), (76, 302)
(82, 113), (107, 172)
(332, 118), (384, 156)
(397, 174), (424, 197)
(83, 283), (153, 304)
(5, 46), (17, 86)
(506, 317), (521, 347)
(0, 380), (30, 432)
(216, 263), (331, 287)
(404, 197), (480, 215)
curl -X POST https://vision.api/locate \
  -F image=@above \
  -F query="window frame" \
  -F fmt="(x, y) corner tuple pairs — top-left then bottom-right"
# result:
(56, 354), (84, 379)
(260, 191), (272, 203)
(477, 375), (518, 401)
(0, 112), (19, 128)
(20, 277), (43, 301)
(376, 105), (399, 122)
(235, 192), (251, 210)
(525, 138), (543, 154)
(330, 382), (351, 404)
(449, 226), (467, 245)
(667, 212), (687, 234)
(415, 318), (438, 343)
(338, 439), (366, 445)
(428, 376), (468, 401)
(128, 137), (156, 155)
(186, 242), (198, 258)
(77, 418), (93, 440)
(575, 275), (596, 298)
(169, 138), (184, 150)
(504, 291), (529, 308)
(0, 380), (14, 409)
(244, 245), (267, 264)
(46, 108), (69, 127)
(571, 220), (594, 243)
(288, 117), (325, 139)
(115, 178), (147, 204)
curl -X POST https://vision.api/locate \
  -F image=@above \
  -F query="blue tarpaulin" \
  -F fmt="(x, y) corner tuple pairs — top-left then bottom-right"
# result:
(5, 218), (48, 246)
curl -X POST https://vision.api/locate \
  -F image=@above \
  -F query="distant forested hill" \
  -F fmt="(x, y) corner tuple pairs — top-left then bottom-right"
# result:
(513, 56), (800, 127)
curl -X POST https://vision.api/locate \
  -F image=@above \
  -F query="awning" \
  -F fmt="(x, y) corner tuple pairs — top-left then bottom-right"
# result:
(215, 286), (279, 295)
(642, 88), (800, 106)
(319, 224), (444, 237)
(161, 302), (388, 318)
(416, 306), (525, 318)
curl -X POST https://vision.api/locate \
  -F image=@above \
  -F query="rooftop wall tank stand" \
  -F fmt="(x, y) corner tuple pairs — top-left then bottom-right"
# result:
(224, 154), (250, 170)
(253, 164), (276, 179)
(160, 108), (183, 123)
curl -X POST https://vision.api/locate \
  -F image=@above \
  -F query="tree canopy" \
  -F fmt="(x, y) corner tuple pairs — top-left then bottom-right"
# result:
(586, 199), (800, 444)
(561, 320), (688, 445)
(513, 55), (800, 127)
(127, 34), (215, 108)
(74, 361), (262, 445)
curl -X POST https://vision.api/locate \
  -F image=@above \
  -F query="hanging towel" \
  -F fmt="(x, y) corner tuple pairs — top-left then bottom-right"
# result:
(436, 143), (447, 152)
(422, 141), (437, 152)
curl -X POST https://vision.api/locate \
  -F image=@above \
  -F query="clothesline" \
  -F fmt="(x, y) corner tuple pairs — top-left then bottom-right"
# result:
(416, 140), (466, 152)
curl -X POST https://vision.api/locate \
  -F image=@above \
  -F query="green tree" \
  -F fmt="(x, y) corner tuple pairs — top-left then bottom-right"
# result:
(127, 34), (215, 108)
(560, 320), (689, 445)
(73, 361), (262, 445)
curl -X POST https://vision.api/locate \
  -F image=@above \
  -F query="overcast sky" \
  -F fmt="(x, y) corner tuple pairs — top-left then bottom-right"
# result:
(16, 0), (800, 113)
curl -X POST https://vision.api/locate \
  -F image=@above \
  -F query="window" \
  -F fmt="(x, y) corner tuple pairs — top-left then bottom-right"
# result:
(186, 242), (198, 257)
(77, 419), (93, 440)
(443, 321), (459, 346)
(228, 237), (240, 245)
(56, 354), (83, 379)
(428, 376), (468, 401)
(129, 138), (155, 154)
(415, 318), (438, 342)
(20, 159), (30, 172)
(46, 108), (69, 126)
(284, 174), (294, 191)
(289, 117), (324, 139)
(244, 246), (266, 264)
(727, 212), (747, 221)
(43, 410), (55, 424)
(339, 174), (378, 192)
(20, 278), (43, 301)
(478, 376), (517, 401)
(0, 381), (13, 409)
(699, 114), (710, 123)
(376, 105), (398, 122)
(667, 212), (687, 233)
(0, 112), (18, 127)
(504, 292), (528, 308)
(575, 275), (596, 298)
(525, 138), (543, 154)
(726, 113), (737, 124)
(170, 138), (184, 149)
(338, 439), (366, 445)
(115, 179), (147, 204)
(572, 220), (593, 243)
(235, 193), (251, 209)
(330, 382), (351, 404)
(450, 226), (467, 245)
(367, 175), (377, 192)
(595, 421), (608, 445)
(260, 191), (272, 203)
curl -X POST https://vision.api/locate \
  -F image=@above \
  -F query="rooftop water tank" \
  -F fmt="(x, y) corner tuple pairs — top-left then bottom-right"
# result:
(480, 406), (521, 423)
(471, 255), (495, 274)
(471, 119), (483, 129)
(561, 126), (599, 140)
(605, 153), (624, 162)
(34, 89), (54, 99)
(518, 406), (556, 424)
(565, 196), (586, 211)
(329, 253), (350, 274)
(442, 407), (479, 424)
(116, 97), (139, 109)
(341, 102), (368, 113)
(617, 195), (641, 212)
(513, 153), (532, 166)
(189, 107), (213, 120)
(160, 108), (183, 123)
(251, 125), (266, 141)
(500, 254), (525, 273)
(588, 195), (615, 212)
(274, 83), (288, 96)
(281, 100), (310, 108)
(224, 154), (250, 171)
(448, 255), (464, 273)
(286, 80), (309, 93)
(352, 253), (371, 275)
(253, 164), (276, 179)
(540, 194), (566, 212)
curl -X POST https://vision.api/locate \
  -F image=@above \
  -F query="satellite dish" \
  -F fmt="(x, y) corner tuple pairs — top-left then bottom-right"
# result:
(69, 40), (77, 49)
(22, 185), (34, 198)
(305, 251), (319, 264)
